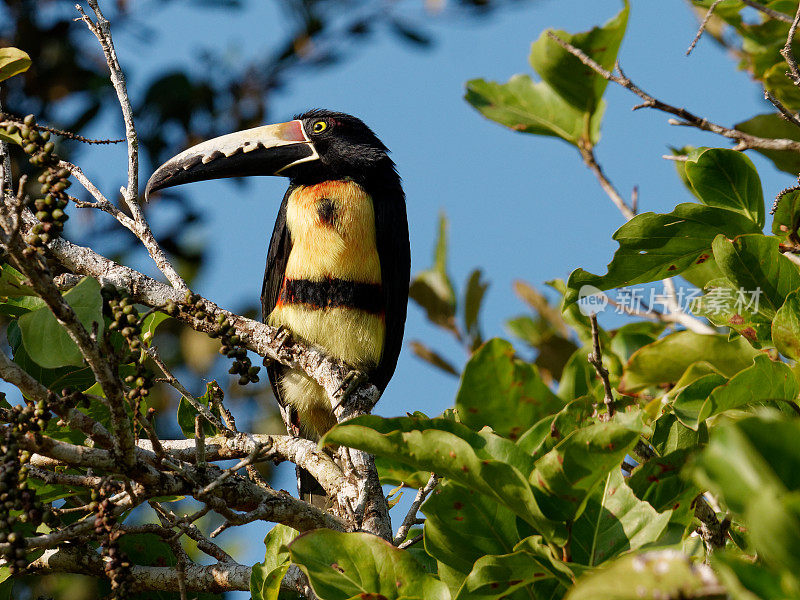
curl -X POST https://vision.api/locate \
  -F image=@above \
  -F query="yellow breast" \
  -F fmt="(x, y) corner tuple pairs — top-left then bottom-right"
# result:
(283, 180), (381, 282)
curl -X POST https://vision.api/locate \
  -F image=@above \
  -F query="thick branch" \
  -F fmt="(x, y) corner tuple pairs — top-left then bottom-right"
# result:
(141, 434), (347, 498)
(30, 546), (250, 593)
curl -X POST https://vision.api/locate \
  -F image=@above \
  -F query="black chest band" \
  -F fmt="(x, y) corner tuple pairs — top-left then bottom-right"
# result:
(279, 278), (383, 314)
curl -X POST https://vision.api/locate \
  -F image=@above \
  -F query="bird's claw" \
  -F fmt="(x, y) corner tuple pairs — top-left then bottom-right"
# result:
(264, 326), (292, 367)
(331, 369), (368, 413)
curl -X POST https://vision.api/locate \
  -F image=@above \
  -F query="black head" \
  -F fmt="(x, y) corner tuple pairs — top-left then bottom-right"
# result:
(288, 109), (394, 185)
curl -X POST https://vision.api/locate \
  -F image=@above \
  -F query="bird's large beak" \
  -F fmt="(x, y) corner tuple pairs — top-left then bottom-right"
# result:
(144, 120), (318, 200)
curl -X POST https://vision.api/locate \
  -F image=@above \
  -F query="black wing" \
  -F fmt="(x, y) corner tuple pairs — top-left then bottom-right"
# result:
(371, 186), (410, 392)
(262, 188), (293, 406)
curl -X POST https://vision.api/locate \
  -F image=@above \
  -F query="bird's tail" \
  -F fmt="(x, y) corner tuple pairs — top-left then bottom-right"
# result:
(298, 465), (327, 508)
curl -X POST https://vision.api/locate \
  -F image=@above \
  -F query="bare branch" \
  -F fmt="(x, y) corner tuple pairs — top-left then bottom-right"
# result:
(686, 0), (724, 56)
(764, 90), (800, 128)
(393, 473), (439, 545)
(588, 314), (615, 419)
(75, 1), (186, 290)
(546, 31), (800, 153)
(741, 0), (793, 23)
(29, 545), (251, 593)
(781, 2), (800, 85)
(693, 495), (730, 559)
(578, 144), (635, 220)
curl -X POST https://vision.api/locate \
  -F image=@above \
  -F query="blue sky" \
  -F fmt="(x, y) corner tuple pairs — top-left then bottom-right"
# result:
(54, 0), (792, 593)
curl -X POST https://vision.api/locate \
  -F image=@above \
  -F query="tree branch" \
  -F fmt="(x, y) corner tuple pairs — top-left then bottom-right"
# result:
(75, 1), (186, 291)
(30, 545), (251, 593)
(547, 31), (800, 153)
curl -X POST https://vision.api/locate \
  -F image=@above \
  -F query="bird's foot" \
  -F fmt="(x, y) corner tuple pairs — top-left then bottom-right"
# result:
(263, 326), (292, 367)
(331, 369), (368, 413)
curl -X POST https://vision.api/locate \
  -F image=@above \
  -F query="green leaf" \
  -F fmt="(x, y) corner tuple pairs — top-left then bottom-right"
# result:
(565, 204), (761, 306)
(375, 455), (432, 488)
(608, 321), (666, 363)
(0, 128), (22, 146)
(409, 213), (457, 332)
(530, 1), (629, 114)
(772, 189), (800, 243)
(423, 480), (522, 574)
(773, 289), (800, 359)
(628, 448), (697, 517)
(557, 348), (595, 401)
(0, 295), (46, 318)
(680, 255), (725, 289)
(177, 381), (221, 438)
(712, 234), (800, 313)
(140, 311), (170, 346)
(463, 268), (488, 348)
(674, 354), (798, 430)
(530, 414), (644, 522)
(516, 397), (595, 462)
(736, 113), (800, 175)
(619, 331), (759, 394)
(684, 148), (764, 228)
(0, 579), (11, 600)
(693, 277), (772, 346)
(713, 550), (797, 600)
(671, 372), (729, 430)
(465, 75), (602, 146)
(691, 414), (800, 575)
(564, 550), (723, 600)
(18, 277), (103, 369)
(0, 264), (36, 297)
(323, 414), (559, 537)
(0, 47), (31, 82)
(629, 445), (698, 536)
(119, 533), (176, 568)
(571, 469), (672, 566)
(289, 529), (450, 600)
(455, 338), (563, 440)
(251, 525), (297, 600)
(649, 413), (707, 456)
(462, 537), (575, 598)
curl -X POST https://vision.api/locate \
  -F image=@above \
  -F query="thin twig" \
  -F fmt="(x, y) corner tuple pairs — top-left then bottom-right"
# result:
(781, 2), (800, 85)
(76, 1), (187, 291)
(741, 0), (793, 23)
(195, 415), (207, 468)
(146, 346), (229, 434)
(197, 442), (268, 497)
(687, 0), (724, 56)
(393, 473), (439, 545)
(398, 533), (423, 550)
(764, 90), (800, 128)
(578, 144), (635, 220)
(546, 31), (800, 153)
(588, 314), (615, 419)
(0, 116), (123, 144)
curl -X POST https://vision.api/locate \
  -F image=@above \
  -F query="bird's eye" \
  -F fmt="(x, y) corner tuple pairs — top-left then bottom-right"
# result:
(312, 120), (328, 133)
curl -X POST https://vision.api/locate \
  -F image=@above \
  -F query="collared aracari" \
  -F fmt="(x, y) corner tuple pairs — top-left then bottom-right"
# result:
(145, 109), (410, 499)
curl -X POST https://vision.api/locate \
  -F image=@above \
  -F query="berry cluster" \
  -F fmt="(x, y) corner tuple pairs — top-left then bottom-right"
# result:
(0, 114), (72, 252)
(165, 292), (260, 385)
(102, 285), (154, 425)
(92, 484), (131, 599)
(0, 397), (55, 575)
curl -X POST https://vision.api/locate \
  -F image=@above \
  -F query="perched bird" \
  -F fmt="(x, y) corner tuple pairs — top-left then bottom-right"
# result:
(146, 109), (410, 499)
